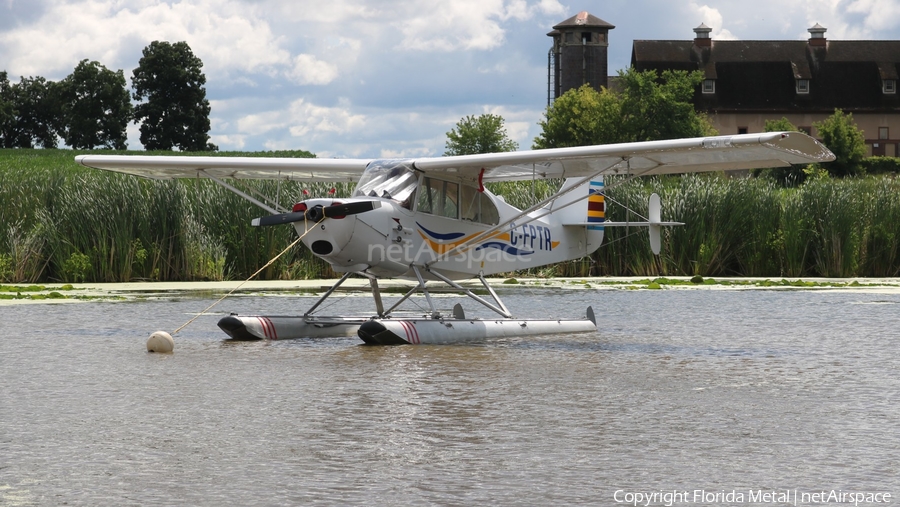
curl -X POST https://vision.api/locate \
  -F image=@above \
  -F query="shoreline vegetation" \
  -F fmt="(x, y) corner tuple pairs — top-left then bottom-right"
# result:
(3, 148), (900, 284)
(3, 276), (900, 304)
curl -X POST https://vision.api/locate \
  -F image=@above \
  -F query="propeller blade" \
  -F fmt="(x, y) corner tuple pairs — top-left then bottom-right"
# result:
(252, 200), (382, 227)
(323, 200), (381, 218)
(251, 211), (308, 227)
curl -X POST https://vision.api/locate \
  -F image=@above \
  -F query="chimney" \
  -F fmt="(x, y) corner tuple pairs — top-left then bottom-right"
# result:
(693, 23), (712, 48)
(808, 23), (827, 47)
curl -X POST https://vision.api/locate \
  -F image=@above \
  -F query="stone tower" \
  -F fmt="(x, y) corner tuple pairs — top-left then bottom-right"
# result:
(547, 11), (615, 105)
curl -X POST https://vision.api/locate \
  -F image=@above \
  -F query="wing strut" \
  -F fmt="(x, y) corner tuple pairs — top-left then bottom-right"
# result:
(425, 156), (663, 267)
(423, 157), (628, 267)
(204, 172), (280, 215)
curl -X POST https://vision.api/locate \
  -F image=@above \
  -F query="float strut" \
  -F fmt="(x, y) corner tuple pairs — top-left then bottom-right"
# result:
(370, 278), (385, 317)
(412, 265), (440, 318)
(304, 271), (355, 317)
(384, 284), (419, 316)
(426, 268), (513, 319)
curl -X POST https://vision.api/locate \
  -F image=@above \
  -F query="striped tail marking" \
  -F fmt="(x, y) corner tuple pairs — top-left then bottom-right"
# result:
(587, 180), (605, 231)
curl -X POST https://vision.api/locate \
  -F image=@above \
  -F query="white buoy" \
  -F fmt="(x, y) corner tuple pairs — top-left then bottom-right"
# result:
(147, 331), (174, 353)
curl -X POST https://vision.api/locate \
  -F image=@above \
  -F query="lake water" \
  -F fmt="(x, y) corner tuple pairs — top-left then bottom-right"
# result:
(1, 286), (898, 506)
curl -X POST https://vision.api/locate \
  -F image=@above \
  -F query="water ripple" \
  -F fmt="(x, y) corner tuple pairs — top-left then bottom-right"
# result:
(1, 290), (898, 505)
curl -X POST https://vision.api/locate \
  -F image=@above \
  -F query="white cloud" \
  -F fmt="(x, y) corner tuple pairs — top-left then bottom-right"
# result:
(536, 0), (566, 16)
(0, 0), (291, 81)
(286, 98), (367, 137)
(845, 0), (900, 33)
(237, 110), (289, 137)
(689, 3), (738, 40)
(394, 0), (559, 52)
(210, 134), (247, 150)
(265, 0), (382, 24)
(288, 54), (339, 85)
(395, 1), (506, 51)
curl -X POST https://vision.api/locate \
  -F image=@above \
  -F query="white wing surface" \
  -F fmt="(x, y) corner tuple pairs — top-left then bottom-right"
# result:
(413, 131), (834, 182)
(76, 132), (833, 183)
(75, 155), (371, 182)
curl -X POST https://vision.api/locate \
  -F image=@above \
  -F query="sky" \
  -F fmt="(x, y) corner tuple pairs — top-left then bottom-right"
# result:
(1, 0), (899, 158)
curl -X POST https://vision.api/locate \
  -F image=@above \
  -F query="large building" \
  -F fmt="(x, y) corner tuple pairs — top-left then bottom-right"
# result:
(548, 12), (900, 156)
(632, 24), (900, 156)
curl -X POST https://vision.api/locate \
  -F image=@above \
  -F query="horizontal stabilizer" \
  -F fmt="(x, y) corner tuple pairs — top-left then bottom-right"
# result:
(562, 193), (680, 255)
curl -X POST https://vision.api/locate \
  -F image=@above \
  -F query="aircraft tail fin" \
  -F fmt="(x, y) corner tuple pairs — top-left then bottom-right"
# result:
(551, 179), (682, 256)
(553, 177), (605, 252)
(554, 177), (605, 229)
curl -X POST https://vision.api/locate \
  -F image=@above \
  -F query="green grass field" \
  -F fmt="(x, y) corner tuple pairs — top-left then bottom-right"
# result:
(2, 148), (899, 283)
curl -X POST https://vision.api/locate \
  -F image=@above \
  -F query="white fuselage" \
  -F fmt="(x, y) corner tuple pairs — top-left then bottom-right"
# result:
(294, 182), (603, 281)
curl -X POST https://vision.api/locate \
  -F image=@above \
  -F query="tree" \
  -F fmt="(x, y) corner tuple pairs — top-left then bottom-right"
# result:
(1, 75), (61, 148)
(132, 41), (216, 151)
(617, 69), (715, 142)
(445, 114), (518, 155)
(533, 84), (622, 149)
(814, 109), (866, 177)
(58, 60), (132, 150)
(0, 72), (15, 146)
(534, 68), (715, 149)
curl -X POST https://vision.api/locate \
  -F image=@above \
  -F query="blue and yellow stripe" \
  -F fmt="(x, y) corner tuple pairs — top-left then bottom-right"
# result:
(587, 180), (605, 231)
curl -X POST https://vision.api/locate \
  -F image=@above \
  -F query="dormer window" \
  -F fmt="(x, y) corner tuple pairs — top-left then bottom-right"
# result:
(884, 79), (896, 94)
(702, 79), (715, 94)
(796, 79), (810, 94)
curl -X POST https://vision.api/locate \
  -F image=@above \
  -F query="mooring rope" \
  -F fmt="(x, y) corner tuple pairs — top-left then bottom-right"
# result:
(172, 217), (313, 336)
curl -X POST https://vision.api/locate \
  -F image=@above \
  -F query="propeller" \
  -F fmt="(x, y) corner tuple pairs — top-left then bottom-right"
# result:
(252, 200), (382, 227)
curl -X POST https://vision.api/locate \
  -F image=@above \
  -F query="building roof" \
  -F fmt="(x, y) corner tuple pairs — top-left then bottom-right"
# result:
(553, 11), (615, 30)
(631, 38), (900, 113)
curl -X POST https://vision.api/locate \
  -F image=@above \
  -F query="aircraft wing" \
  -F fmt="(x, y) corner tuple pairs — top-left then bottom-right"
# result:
(75, 154), (372, 182)
(76, 132), (833, 184)
(413, 131), (835, 182)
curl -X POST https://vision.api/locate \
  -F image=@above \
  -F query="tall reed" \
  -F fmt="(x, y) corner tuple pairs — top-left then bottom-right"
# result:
(860, 178), (900, 276)
(0, 149), (351, 283)
(3, 149), (900, 282)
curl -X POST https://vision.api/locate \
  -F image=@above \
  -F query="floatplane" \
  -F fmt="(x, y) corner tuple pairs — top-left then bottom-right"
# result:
(76, 132), (833, 344)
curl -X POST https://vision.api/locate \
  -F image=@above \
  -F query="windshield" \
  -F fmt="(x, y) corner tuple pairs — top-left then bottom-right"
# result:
(353, 160), (418, 205)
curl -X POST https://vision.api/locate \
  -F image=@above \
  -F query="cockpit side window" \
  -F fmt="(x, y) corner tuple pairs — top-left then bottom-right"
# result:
(417, 176), (498, 225)
(417, 177), (458, 219)
(459, 182), (499, 225)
